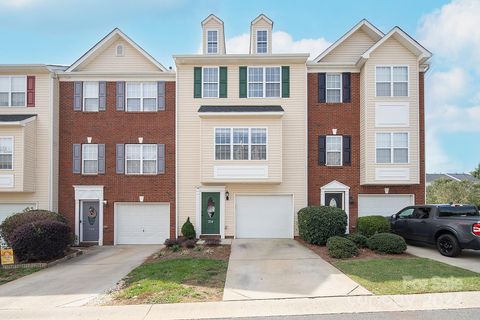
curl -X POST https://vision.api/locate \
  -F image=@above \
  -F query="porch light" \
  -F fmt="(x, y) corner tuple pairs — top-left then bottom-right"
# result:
(87, 137), (92, 143)
(138, 137), (143, 144)
(332, 128), (337, 135)
(384, 187), (390, 194)
(139, 195), (144, 202)
(225, 191), (230, 201)
(103, 200), (108, 205)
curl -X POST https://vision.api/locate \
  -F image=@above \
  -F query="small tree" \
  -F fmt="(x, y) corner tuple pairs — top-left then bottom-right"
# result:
(181, 217), (196, 240)
(472, 163), (480, 180)
(427, 179), (480, 208)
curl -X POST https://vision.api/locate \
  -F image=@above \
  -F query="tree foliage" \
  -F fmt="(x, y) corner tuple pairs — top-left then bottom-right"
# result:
(427, 179), (480, 207)
(472, 163), (480, 180)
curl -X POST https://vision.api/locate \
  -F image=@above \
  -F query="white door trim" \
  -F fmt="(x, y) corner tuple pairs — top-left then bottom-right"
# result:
(73, 185), (104, 246)
(195, 186), (226, 239)
(320, 180), (350, 233)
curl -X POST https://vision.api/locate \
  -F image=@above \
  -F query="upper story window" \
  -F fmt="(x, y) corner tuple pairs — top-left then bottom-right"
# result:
(0, 76), (26, 107)
(207, 30), (218, 54)
(326, 136), (342, 166)
(215, 128), (267, 160)
(248, 67), (280, 98)
(326, 74), (341, 103)
(376, 132), (409, 164)
(203, 67), (219, 98)
(376, 66), (408, 97)
(256, 30), (268, 54)
(126, 82), (157, 112)
(83, 82), (99, 112)
(125, 144), (157, 174)
(0, 137), (13, 170)
(116, 44), (124, 57)
(82, 144), (98, 174)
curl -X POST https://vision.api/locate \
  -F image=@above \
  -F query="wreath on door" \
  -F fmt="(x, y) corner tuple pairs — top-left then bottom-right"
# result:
(87, 207), (97, 225)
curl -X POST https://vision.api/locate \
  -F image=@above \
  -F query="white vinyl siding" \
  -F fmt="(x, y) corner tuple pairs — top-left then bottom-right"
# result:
(376, 66), (408, 97)
(83, 82), (99, 112)
(256, 30), (268, 54)
(326, 135), (342, 166)
(326, 73), (342, 103)
(0, 137), (13, 170)
(376, 132), (409, 164)
(207, 30), (218, 54)
(248, 67), (281, 98)
(82, 144), (98, 174)
(0, 76), (26, 107)
(202, 67), (219, 98)
(215, 128), (267, 160)
(126, 82), (157, 112)
(125, 144), (157, 175)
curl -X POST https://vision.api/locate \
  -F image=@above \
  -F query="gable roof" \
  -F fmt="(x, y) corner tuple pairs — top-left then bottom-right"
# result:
(66, 28), (168, 73)
(251, 14), (273, 26)
(314, 19), (384, 63)
(201, 14), (224, 26)
(426, 173), (480, 184)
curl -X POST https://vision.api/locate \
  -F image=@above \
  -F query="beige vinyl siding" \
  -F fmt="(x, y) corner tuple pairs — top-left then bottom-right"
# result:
(202, 19), (225, 55)
(322, 29), (377, 64)
(360, 37), (420, 185)
(360, 66), (367, 184)
(78, 40), (159, 73)
(251, 19), (273, 54)
(22, 120), (36, 191)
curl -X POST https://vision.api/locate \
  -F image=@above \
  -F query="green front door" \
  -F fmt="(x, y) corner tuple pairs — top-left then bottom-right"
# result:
(201, 192), (220, 234)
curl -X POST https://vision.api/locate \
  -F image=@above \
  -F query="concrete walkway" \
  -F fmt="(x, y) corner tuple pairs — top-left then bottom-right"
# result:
(407, 244), (480, 273)
(0, 245), (160, 310)
(223, 239), (370, 300)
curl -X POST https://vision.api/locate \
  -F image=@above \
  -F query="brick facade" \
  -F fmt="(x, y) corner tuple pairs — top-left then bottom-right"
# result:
(307, 73), (425, 232)
(58, 81), (176, 244)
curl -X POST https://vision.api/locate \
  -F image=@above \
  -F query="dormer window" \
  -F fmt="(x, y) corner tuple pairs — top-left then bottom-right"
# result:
(116, 44), (124, 57)
(256, 30), (268, 54)
(207, 30), (218, 54)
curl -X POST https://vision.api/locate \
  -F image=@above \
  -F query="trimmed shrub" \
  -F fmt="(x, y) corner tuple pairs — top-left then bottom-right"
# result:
(181, 217), (196, 240)
(327, 236), (358, 259)
(298, 206), (347, 245)
(347, 233), (368, 248)
(357, 216), (391, 238)
(164, 238), (180, 247)
(10, 220), (71, 262)
(367, 233), (407, 254)
(0, 209), (67, 245)
(171, 244), (181, 252)
(182, 239), (196, 249)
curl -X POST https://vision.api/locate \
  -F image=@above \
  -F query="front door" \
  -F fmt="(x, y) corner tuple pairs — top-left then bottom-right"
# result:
(82, 201), (100, 242)
(201, 192), (220, 235)
(325, 193), (344, 209)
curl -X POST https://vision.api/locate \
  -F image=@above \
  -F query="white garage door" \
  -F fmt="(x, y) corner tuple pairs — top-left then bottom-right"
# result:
(0, 203), (36, 224)
(236, 195), (293, 239)
(358, 195), (414, 217)
(115, 203), (170, 245)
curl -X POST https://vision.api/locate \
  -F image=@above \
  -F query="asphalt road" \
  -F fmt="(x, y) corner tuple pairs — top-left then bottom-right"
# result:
(214, 308), (480, 320)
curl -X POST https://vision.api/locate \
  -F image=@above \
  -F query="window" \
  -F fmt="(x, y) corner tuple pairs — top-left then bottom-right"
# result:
(0, 76), (26, 107)
(126, 82), (157, 112)
(326, 74), (341, 103)
(438, 206), (479, 217)
(215, 128), (267, 160)
(125, 144), (157, 174)
(207, 30), (218, 54)
(116, 44), (124, 57)
(83, 82), (99, 111)
(256, 30), (268, 54)
(376, 132), (409, 164)
(202, 67), (219, 98)
(0, 137), (13, 170)
(376, 66), (408, 97)
(398, 208), (414, 219)
(82, 144), (98, 174)
(326, 136), (342, 166)
(248, 67), (281, 98)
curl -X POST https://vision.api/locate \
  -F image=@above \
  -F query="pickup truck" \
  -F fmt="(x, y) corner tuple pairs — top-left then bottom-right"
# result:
(390, 204), (480, 257)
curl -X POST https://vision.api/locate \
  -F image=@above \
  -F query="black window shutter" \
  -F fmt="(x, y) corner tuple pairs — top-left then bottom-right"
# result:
(318, 73), (326, 103)
(343, 135), (351, 166)
(318, 135), (326, 165)
(342, 72), (351, 103)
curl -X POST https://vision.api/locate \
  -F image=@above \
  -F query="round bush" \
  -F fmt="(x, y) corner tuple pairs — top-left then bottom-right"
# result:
(181, 217), (196, 240)
(367, 233), (407, 254)
(346, 233), (368, 248)
(0, 209), (67, 245)
(327, 236), (359, 259)
(298, 206), (347, 245)
(10, 220), (71, 262)
(357, 216), (391, 238)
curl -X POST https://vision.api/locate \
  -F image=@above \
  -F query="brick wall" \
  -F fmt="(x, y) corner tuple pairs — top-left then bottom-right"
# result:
(307, 72), (425, 231)
(58, 81), (176, 244)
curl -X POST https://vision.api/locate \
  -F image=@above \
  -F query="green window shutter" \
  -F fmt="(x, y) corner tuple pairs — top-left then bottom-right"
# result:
(219, 67), (227, 98)
(194, 67), (202, 98)
(239, 66), (247, 98)
(282, 66), (290, 98)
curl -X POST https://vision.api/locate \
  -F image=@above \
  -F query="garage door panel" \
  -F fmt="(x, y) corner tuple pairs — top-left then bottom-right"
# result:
(358, 195), (414, 217)
(236, 195), (293, 239)
(0, 203), (36, 224)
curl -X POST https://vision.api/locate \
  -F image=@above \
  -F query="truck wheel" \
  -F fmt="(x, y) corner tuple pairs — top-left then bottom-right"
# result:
(436, 234), (461, 257)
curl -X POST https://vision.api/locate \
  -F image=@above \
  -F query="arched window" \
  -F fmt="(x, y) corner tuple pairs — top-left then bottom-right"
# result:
(116, 44), (124, 57)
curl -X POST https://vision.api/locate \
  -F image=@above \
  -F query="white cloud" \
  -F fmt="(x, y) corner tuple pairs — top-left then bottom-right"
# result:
(426, 67), (470, 105)
(0, 0), (41, 8)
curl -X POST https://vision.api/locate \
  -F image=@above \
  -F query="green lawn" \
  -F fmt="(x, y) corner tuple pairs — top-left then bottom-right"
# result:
(0, 267), (41, 285)
(334, 257), (480, 295)
(114, 258), (228, 304)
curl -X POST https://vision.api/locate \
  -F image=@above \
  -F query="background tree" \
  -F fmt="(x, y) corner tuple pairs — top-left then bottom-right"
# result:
(427, 179), (480, 208)
(472, 163), (480, 179)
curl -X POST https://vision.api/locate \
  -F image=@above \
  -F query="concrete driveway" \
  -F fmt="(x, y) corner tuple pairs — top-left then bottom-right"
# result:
(407, 244), (480, 273)
(223, 239), (371, 301)
(0, 245), (160, 310)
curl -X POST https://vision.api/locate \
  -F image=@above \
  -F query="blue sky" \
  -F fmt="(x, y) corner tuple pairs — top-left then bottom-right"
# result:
(0, 0), (478, 173)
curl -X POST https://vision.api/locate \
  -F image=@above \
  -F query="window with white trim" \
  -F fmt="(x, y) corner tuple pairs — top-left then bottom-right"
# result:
(0, 76), (26, 107)
(256, 30), (268, 54)
(376, 132), (408, 164)
(82, 144), (98, 174)
(0, 137), (13, 170)
(326, 74), (341, 103)
(248, 67), (280, 98)
(207, 30), (218, 54)
(215, 128), (267, 160)
(202, 67), (219, 98)
(326, 136), (342, 166)
(116, 44), (124, 57)
(125, 144), (157, 174)
(83, 82), (99, 112)
(126, 82), (157, 112)
(376, 66), (408, 97)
